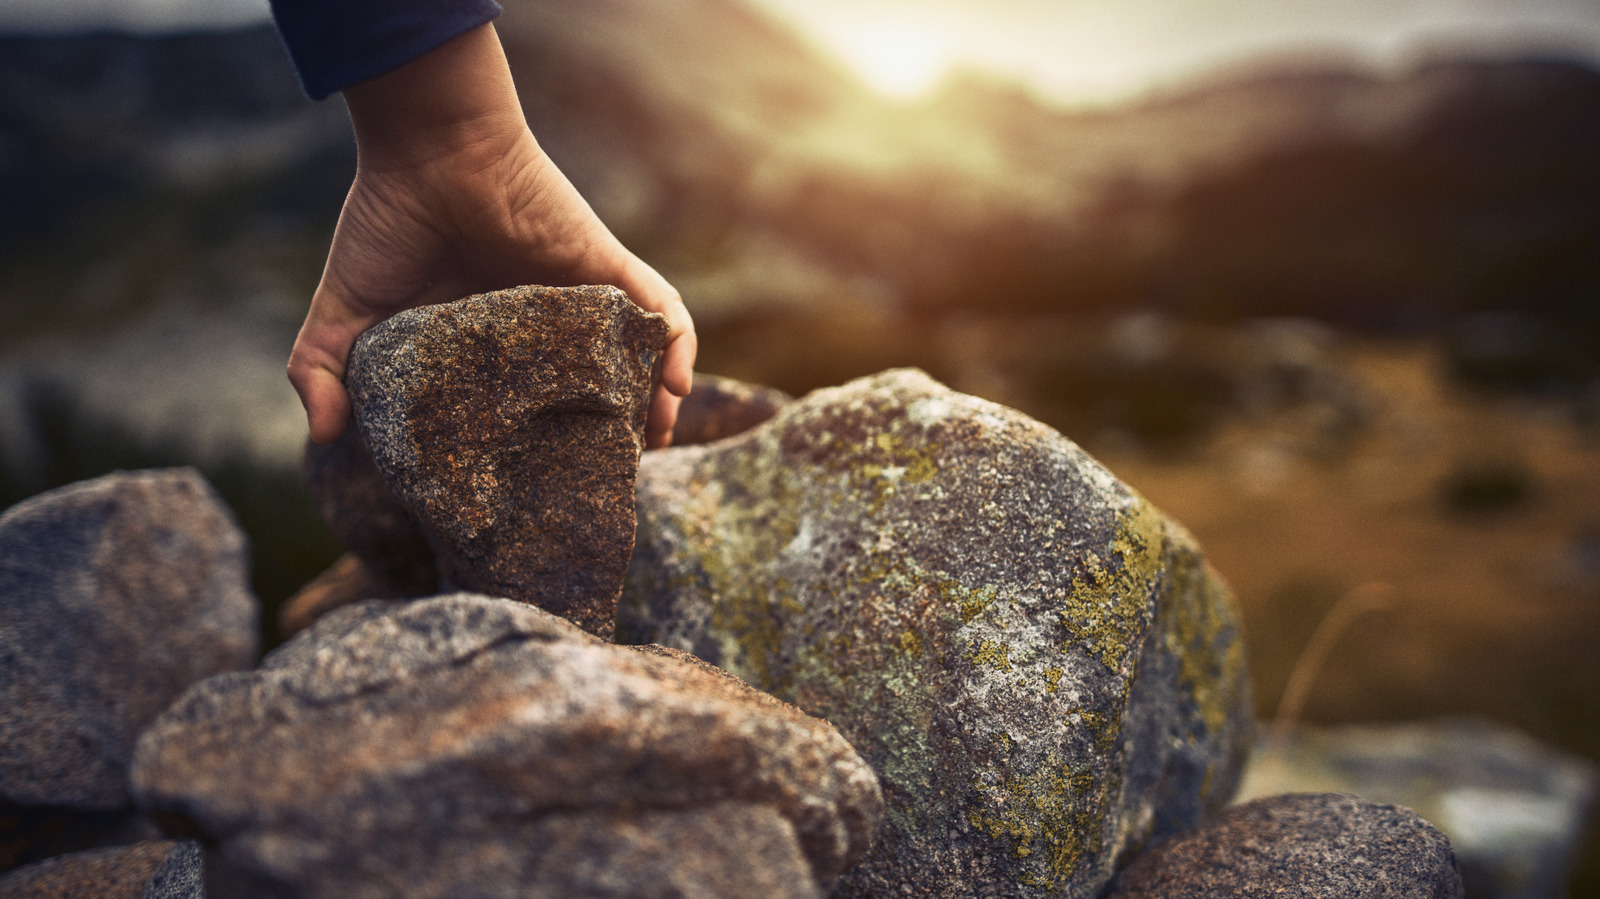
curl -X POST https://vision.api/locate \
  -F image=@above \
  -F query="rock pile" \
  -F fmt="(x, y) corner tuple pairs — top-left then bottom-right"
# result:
(0, 288), (1470, 896)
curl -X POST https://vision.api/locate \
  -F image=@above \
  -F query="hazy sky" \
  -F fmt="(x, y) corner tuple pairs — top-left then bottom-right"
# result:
(3, 0), (1598, 105)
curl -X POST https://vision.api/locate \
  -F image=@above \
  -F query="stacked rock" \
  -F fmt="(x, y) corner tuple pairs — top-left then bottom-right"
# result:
(0, 284), (1470, 896)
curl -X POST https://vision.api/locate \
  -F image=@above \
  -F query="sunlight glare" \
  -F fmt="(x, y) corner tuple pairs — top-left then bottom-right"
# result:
(828, 16), (957, 100)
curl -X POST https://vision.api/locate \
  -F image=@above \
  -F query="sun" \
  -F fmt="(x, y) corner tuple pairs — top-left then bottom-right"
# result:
(826, 16), (957, 100)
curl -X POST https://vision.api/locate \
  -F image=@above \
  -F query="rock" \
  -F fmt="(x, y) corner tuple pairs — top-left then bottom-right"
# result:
(1105, 792), (1465, 898)
(0, 840), (202, 898)
(0, 469), (257, 867)
(669, 372), (792, 446)
(345, 285), (670, 639)
(619, 368), (1253, 897)
(277, 551), (401, 639)
(131, 593), (882, 899)
(1238, 718), (1599, 899)
(302, 422), (437, 597)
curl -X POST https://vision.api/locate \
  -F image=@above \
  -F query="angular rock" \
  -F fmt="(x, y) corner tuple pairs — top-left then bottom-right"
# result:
(1105, 792), (1465, 898)
(619, 368), (1252, 897)
(302, 421), (437, 597)
(1239, 718), (1599, 899)
(345, 285), (670, 638)
(0, 469), (257, 866)
(668, 372), (792, 446)
(131, 594), (882, 899)
(0, 840), (202, 899)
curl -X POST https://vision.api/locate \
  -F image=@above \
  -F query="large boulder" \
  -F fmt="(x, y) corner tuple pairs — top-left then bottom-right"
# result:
(620, 368), (1253, 897)
(0, 469), (258, 868)
(1104, 792), (1465, 898)
(343, 285), (669, 638)
(131, 593), (882, 899)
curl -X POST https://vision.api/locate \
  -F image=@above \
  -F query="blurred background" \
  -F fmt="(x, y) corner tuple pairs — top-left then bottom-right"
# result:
(1, 0), (1597, 892)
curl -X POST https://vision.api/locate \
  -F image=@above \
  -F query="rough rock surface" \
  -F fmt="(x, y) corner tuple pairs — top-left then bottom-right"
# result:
(131, 593), (882, 899)
(1105, 792), (1465, 898)
(620, 368), (1253, 897)
(0, 839), (202, 898)
(669, 372), (792, 446)
(303, 421), (437, 597)
(0, 469), (257, 829)
(344, 285), (669, 638)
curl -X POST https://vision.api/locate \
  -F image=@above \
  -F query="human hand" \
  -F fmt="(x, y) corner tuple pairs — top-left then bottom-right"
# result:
(286, 23), (695, 448)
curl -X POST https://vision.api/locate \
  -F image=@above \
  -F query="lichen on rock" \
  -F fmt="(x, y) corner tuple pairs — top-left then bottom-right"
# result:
(620, 368), (1253, 897)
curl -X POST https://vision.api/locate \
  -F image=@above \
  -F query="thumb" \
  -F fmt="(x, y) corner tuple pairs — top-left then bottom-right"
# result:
(286, 290), (378, 444)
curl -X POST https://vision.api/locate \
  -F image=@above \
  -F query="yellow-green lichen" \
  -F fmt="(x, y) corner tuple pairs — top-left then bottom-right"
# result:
(969, 638), (1013, 672)
(1057, 499), (1164, 671)
(965, 761), (1105, 890)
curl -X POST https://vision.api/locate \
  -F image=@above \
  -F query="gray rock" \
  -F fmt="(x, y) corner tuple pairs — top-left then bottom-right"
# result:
(345, 285), (670, 639)
(0, 469), (257, 835)
(1105, 792), (1465, 898)
(130, 593), (882, 899)
(668, 372), (792, 446)
(1238, 718), (1599, 899)
(0, 839), (202, 898)
(619, 368), (1253, 897)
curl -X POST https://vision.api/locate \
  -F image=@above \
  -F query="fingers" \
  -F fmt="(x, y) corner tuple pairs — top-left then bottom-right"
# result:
(644, 382), (683, 449)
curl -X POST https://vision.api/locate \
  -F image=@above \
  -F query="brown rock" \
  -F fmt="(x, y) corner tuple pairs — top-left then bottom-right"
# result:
(0, 469), (257, 868)
(302, 421), (437, 597)
(345, 285), (669, 639)
(1106, 792), (1465, 898)
(668, 372), (792, 446)
(0, 840), (202, 899)
(131, 593), (882, 899)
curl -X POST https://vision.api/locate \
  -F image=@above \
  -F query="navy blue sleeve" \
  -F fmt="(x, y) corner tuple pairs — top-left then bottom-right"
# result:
(270, 0), (503, 100)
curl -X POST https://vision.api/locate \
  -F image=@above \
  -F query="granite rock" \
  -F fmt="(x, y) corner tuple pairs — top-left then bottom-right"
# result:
(0, 840), (202, 899)
(0, 469), (257, 864)
(302, 421), (437, 597)
(1239, 718), (1599, 899)
(130, 593), (882, 899)
(619, 368), (1253, 897)
(345, 285), (670, 638)
(668, 372), (792, 446)
(1105, 792), (1465, 898)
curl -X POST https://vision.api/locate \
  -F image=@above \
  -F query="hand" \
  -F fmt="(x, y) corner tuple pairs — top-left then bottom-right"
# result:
(286, 23), (695, 448)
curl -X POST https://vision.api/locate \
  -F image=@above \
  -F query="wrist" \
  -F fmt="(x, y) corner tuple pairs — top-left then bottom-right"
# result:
(342, 23), (528, 172)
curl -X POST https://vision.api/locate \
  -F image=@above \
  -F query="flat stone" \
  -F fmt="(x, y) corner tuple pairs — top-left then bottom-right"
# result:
(130, 593), (882, 898)
(668, 372), (792, 446)
(0, 840), (202, 899)
(0, 469), (257, 854)
(345, 285), (669, 638)
(1105, 792), (1465, 898)
(620, 368), (1253, 897)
